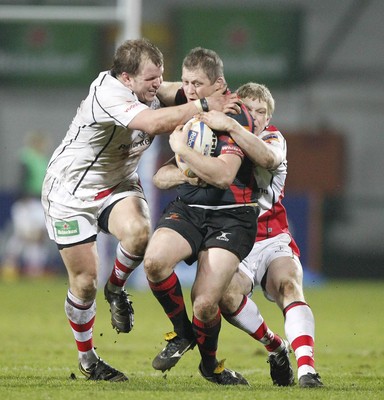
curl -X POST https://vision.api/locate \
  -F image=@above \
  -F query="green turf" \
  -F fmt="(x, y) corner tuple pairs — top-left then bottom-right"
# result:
(0, 277), (383, 399)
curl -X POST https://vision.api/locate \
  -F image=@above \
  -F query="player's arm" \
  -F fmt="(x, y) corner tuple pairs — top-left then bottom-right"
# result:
(169, 123), (242, 189)
(152, 157), (201, 189)
(199, 111), (283, 170)
(129, 93), (239, 135)
(156, 81), (182, 106)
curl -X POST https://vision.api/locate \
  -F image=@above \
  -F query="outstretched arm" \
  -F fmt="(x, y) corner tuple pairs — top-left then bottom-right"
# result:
(156, 82), (182, 106)
(129, 93), (240, 136)
(199, 111), (283, 170)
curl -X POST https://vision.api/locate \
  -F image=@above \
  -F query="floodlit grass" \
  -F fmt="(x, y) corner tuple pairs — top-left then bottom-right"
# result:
(0, 277), (383, 399)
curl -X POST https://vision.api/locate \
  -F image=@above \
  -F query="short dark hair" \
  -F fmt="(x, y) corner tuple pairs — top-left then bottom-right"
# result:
(182, 47), (224, 84)
(111, 38), (163, 77)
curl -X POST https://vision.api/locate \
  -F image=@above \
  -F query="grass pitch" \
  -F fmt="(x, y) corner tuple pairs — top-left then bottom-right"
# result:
(0, 277), (383, 399)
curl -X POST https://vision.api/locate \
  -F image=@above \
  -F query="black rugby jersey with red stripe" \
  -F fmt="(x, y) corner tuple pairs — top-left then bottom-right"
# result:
(175, 88), (258, 206)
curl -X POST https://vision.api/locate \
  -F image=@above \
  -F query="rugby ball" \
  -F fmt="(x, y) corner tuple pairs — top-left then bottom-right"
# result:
(175, 117), (217, 178)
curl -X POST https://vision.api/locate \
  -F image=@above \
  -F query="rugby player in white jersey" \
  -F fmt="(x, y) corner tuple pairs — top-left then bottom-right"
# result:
(152, 82), (323, 388)
(41, 38), (239, 382)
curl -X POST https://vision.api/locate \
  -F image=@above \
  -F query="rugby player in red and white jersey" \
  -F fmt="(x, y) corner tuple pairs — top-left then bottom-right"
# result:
(200, 83), (323, 388)
(41, 38), (240, 382)
(153, 82), (323, 388)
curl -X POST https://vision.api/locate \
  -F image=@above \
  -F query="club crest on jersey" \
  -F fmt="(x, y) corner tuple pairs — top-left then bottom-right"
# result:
(55, 220), (80, 236)
(263, 134), (279, 143)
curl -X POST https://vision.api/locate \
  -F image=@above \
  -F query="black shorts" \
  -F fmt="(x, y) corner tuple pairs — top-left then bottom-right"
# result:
(156, 199), (259, 265)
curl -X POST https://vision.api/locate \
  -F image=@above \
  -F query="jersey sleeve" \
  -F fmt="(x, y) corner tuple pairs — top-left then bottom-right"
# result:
(259, 125), (287, 159)
(92, 73), (149, 128)
(217, 133), (244, 159)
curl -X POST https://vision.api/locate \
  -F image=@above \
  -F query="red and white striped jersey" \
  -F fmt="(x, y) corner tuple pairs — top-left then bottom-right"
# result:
(254, 125), (300, 256)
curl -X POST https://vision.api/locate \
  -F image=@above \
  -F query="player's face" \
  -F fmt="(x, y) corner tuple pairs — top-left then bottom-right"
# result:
(181, 67), (223, 102)
(126, 61), (164, 104)
(241, 97), (271, 135)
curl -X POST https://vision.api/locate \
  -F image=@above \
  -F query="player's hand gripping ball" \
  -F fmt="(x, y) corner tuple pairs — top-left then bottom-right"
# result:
(175, 117), (217, 178)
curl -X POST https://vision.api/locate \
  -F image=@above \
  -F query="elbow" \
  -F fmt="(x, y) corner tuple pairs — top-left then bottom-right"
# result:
(264, 153), (282, 170)
(215, 181), (231, 190)
(214, 173), (234, 190)
(152, 174), (166, 189)
(152, 175), (161, 189)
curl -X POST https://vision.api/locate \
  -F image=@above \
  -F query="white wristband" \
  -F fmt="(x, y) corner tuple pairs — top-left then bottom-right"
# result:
(194, 99), (203, 112)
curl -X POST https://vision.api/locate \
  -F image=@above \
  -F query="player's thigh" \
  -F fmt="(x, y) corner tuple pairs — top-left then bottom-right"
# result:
(60, 241), (98, 276)
(227, 268), (253, 296)
(265, 256), (304, 301)
(144, 227), (193, 280)
(192, 248), (239, 304)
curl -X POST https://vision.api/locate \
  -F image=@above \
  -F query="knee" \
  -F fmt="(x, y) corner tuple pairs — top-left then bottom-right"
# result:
(72, 272), (97, 302)
(144, 254), (168, 282)
(80, 284), (97, 302)
(121, 219), (151, 256)
(219, 290), (240, 315)
(277, 272), (304, 301)
(193, 296), (218, 322)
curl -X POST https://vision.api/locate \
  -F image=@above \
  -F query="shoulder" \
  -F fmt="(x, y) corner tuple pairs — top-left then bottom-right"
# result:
(216, 132), (244, 158)
(260, 125), (286, 144)
(175, 88), (187, 105)
(227, 103), (254, 133)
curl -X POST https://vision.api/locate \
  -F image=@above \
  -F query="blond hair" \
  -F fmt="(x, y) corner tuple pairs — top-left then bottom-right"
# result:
(237, 82), (275, 117)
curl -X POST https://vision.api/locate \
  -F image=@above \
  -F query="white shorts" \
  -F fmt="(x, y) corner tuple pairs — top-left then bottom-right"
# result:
(41, 174), (146, 246)
(239, 233), (301, 301)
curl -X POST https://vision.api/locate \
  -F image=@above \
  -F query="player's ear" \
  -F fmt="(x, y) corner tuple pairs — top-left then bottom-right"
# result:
(121, 72), (132, 84)
(214, 77), (226, 91)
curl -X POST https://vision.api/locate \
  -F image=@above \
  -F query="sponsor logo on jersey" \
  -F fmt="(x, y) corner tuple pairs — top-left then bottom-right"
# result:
(216, 231), (231, 242)
(256, 187), (269, 195)
(55, 220), (80, 236)
(124, 103), (141, 112)
(118, 137), (152, 152)
(263, 134), (279, 143)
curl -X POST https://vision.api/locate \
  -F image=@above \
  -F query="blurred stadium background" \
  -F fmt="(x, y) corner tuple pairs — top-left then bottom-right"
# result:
(0, 0), (383, 285)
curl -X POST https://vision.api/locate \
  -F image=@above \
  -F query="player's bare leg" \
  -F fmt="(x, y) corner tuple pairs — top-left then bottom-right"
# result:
(61, 242), (128, 381)
(220, 269), (294, 386)
(104, 197), (151, 333)
(191, 248), (249, 385)
(145, 228), (196, 372)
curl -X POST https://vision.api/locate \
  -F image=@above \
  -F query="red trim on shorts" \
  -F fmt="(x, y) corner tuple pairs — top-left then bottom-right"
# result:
(94, 183), (120, 200)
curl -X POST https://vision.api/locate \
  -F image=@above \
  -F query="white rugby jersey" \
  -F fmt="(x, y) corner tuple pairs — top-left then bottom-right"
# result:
(46, 71), (159, 200)
(254, 125), (299, 255)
